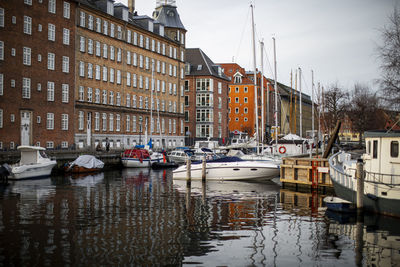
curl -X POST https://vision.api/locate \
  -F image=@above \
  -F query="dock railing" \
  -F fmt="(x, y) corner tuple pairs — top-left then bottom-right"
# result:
(280, 156), (333, 189)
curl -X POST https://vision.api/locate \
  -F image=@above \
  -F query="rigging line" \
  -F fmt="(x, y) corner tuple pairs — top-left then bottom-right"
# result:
(234, 5), (251, 63)
(255, 29), (274, 78)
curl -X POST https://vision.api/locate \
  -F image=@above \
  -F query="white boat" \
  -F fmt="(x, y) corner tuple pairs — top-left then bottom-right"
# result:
(10, 146), (57, 180)
(173, 156), (280, 181)
(167, 149), (191, 164)
(329, 130), (400, 217)
(121, 148), (164, 168)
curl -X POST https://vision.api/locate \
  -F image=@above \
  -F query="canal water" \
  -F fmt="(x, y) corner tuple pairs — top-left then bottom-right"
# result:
(1, 169), (400, 266)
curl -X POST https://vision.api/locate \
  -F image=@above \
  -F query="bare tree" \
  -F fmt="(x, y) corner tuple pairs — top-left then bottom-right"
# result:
(322, 83), (349, 134)
(377, 7), (400, 110)
(347, 84), (384, 145)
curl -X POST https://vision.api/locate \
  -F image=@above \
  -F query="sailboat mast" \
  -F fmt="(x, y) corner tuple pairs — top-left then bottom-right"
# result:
(260, 40), (265, 144)
(311, 70), (314, 158)
(299, 67), (303, 138)
(294, 69), (297, 134)
(290, 70), (293, 133)
(273, 37), (278, 151)
(251, 4), (259, 144)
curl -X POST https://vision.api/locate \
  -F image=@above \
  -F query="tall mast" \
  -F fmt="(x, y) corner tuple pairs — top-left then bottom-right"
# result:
(294, 69), (297, 134)
(290, 70), (293, 133)
(273, 37), (278, 151)
(299, 67), (303, 138)
(260, 40), (265, 144)
(251, 4), (258, 144)
(310, 70), (314, 158)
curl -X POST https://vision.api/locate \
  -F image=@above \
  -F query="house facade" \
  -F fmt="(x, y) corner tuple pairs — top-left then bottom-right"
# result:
(74, 0), (186, 150)
(0, 0), (76, 150)
(184, 48), (230, 144)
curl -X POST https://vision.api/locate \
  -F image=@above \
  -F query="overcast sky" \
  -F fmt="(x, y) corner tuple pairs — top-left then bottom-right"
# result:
(117, 0), (396, 96)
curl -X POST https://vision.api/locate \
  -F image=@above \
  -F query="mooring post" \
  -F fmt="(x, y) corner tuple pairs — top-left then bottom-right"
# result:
(202, 155), (206, 182)
(356, 158), (364, 215)
(186, 156), (191, 187)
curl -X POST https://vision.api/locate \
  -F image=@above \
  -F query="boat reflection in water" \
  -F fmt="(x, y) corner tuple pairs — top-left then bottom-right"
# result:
(1, 170), (400, 265)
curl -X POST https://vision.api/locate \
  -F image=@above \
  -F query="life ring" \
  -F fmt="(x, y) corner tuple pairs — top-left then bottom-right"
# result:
(279, 146), (286, 154)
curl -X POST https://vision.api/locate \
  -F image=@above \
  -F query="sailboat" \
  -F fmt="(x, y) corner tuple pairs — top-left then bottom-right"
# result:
(121, 63), (164, 168)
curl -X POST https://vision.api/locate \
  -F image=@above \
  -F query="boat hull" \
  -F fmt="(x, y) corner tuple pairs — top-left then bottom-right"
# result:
(10, 161), (57, 180)
(122, 156), (163, 168)
(329, 152), (400, 217)
(173, 161), (280, 181)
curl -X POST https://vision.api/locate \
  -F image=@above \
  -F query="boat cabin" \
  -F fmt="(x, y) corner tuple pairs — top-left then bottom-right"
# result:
(363, 130), (400, 177)
(17, 146), (48, 165)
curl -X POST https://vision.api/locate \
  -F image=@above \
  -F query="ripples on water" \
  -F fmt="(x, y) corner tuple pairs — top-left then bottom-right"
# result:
(0, 169), (400, 266)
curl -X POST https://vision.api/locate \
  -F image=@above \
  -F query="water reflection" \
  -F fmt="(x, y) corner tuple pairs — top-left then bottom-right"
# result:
(0, 170), (400, 266)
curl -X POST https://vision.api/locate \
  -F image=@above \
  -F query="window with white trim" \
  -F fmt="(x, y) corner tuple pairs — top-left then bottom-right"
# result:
(132, 74), (137, 87)
(95, 88), (100, 103)
(96, 18), (101, 33)
(95, 41), (100, 56)
(88, 15), (93, 30)
(79, 61), (84, 76)
(102, 113), (107, 131)
(80, 11), (85, 27)
(132, 95), (137, 108)
(47, 113), (54, 130)
(61, 141), (68, 148)
(22, 77), (31, 99)
(109, 68), (114, 83)
(24, 16), (32, 35)
(126, 115), (130, 132)
(0, 41), (3, 60)
(47, 81), (55, 101)
(63, 1), (70, 19)
(109, 113), (113, 131)
(47, 53), (55, 69)
(61, 114), (68, 130)
(133, 32), (138, 45)
(103, 44), (108, 58)
(48, 23), (55, 41)
(95, 65), (100, 80)
(103, 20), (108, 35)
(110, 46), (114, 60)
(126, 51), (131, 65)
(127, 30), (131, 43)
(62, 84), (69, 103)
(46, 142), (54, 149)
(78, 86), (84, 101)
(87, 87), (93, 102)
(109, 91), (114, 105)
(87, 63), (93, 78)
(0, 8), (4, 28)
(116, 70), (121, 84)
(133, 53), (137, 66)
(63, 28), (70, 45)
(62, 56), (69, 73)
(79, 111), (84, 130)
(79, 36), (85, 52)
(102, 90), (107, 104)
(132, 116), (136, 132)
(102, 66), (107, 81)
(110, 23), (115, 37)
(23, 47), (31, 66)
(139, 75), (143, 89)
(116, 114), (120, 131)
(126, 72), (131, 86)
(117, 26), (122, 39)
(48, 0), (56, 14)
(94, 112), (100, 131)
(88, 39), (93, 54)
(0, 74), (3, 96)
(116, 92), (121, 106)
(117, 48), (121, 62)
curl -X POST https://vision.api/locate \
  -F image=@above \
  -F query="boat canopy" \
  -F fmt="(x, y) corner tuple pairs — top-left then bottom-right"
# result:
(70, 155), (104, 169)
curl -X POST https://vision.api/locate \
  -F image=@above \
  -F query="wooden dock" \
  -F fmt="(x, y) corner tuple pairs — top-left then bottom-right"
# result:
(280, 157), (333, 192)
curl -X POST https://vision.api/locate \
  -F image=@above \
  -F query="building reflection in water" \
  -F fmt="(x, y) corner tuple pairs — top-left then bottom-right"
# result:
(1, 171), (400, 266)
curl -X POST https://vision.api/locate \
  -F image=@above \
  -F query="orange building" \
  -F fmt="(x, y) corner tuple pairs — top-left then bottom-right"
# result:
(219, 63), (275, 139)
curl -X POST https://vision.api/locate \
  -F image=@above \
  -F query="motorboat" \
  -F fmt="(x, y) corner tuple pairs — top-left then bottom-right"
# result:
(167, 149), (192, 164)
(172, 156), (280, 181)
(329, 130), (400, 217)
(190, 147), (222, 162)
(121, 148), (164, 168)
(10, 146), (57, 180)
(64, 155), (104, 173)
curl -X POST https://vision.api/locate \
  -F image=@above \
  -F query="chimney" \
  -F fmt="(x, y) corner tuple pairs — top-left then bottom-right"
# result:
(128, 0), (135, 13)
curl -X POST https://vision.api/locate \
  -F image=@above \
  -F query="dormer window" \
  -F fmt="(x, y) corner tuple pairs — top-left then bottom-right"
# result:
(107, 1), (114, 16)
(197, 65), (202, 71)
(185, 63), (190, 75)
(148, 21), (154, 32)
(218, 66), (222, 76)
(234, 75), (242, 84)
(159, 25), (164, 36)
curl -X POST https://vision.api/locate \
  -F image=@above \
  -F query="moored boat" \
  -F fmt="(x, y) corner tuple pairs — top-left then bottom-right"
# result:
(121, 148), (164, 168)
(10, 146), (57, 180)
(323, 196), (356, 213)
(64, 155), (104, 173)
(329, 130), (400, 217)
(172, 156), (280, 181)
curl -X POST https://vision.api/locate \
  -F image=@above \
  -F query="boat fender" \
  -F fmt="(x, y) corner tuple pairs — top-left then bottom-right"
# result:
(279, 146), (286, 154)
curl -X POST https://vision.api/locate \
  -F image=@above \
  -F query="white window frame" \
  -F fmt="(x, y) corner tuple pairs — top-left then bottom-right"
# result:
(47, 81), (55, 101)
(62, 84), (69, 103)
(63, 1), (70, 19)
(62, 56), (69, 73)
(47, 113), (54, 130)
(63, 28), (70, 45)
(23, 47), (31, 66)
(48, 0), (56, 14)
(22, 77), (31, 99)
(48, 23), (55, 41)
(24, 16), (32, 35)
(61, 114), (68, 130)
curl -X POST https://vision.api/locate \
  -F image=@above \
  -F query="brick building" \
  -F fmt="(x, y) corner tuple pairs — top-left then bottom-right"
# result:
(0, 0), (76, 150)
(184, 48), (230, 144)
(219, 63), (275, 140)
(75, 0), (186, 150)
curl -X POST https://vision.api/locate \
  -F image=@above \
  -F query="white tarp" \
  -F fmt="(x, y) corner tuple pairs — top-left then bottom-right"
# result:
(70, 155), (104, 169)
(281, 133), (305, 141)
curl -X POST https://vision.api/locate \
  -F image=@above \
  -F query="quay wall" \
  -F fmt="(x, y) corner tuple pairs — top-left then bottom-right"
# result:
(0, 149), (124, 174)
